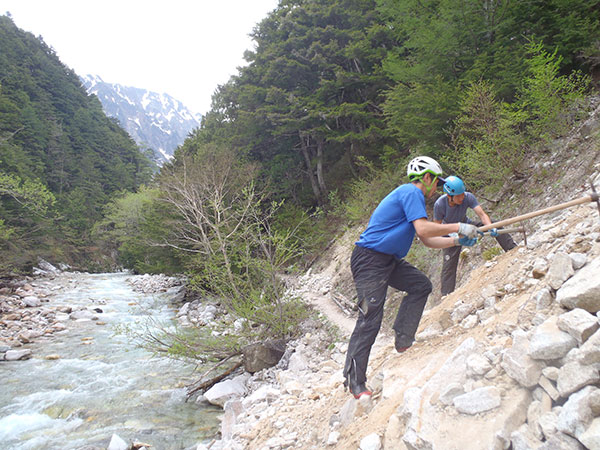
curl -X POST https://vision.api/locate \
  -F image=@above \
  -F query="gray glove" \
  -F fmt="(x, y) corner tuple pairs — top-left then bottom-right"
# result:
(458, 222), (479, 239)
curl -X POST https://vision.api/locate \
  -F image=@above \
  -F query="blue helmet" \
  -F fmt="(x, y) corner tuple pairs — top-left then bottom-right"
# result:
(443, 176), (465, 196)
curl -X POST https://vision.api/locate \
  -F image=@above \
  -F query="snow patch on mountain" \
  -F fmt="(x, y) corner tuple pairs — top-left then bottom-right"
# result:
(81, 74), (201, 165)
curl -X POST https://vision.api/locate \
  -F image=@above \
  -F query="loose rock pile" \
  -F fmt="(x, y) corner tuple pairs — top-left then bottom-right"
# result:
(0, 262), (70, 361)
(191, 196), (600, 450)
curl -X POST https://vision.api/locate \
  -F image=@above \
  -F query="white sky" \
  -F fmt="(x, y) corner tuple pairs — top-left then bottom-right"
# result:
(2, 0), (280, 115)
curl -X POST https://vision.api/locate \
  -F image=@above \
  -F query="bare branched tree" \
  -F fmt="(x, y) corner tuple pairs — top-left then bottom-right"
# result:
(157, 146), (261, 298)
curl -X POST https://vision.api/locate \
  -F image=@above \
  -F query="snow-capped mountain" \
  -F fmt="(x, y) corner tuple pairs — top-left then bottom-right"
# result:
(81, 75), (201, 165)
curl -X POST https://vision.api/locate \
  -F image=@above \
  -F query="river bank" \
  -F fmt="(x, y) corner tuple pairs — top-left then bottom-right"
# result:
(0, 269), (221, 450)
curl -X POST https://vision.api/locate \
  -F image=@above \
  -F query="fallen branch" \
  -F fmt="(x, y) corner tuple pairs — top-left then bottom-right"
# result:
(186, 359), (243, 400)
(331, 291), (356, 316)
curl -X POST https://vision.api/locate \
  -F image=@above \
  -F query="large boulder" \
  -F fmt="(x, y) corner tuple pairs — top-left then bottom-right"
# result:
(556, 256), (600, 313)
(242, 339), (286, 374)
(204, 374), (249, 408)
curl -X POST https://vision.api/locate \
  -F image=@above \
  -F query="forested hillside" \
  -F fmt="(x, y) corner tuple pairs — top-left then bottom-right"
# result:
(190, 0), (599, 205)
(0, 15), (151, 273)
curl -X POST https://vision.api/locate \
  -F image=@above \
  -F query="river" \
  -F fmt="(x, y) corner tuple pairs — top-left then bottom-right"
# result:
(0, 272), (221, 450)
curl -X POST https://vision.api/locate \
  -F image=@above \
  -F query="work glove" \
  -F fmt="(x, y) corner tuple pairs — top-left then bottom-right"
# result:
(458, 222), (479, 239)
(453, 235), (478, 247)
(490, 228), (499, 237)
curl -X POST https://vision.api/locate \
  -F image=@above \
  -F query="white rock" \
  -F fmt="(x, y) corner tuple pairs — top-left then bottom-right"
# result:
(4, 349), (32, 361)
(205, 375), (248, 407)
(107, 433), (128, 450)
(557, 256), (600, 313)
(21, 296), (41, 307)
(546, 252), (574, 290)
(453, 386), (501, 415)
(569, 252), (587, 270)
(327, 431), (340, 445)
(579, 417), (600, 450)
(359, 433), (382, 450)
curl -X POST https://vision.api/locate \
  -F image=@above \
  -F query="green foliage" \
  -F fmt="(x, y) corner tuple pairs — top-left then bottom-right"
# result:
(516, 41), (590, 140)
(377, 0), (599, 152)
(196, 0), (400, 207)
(444, 42), (589, 194)
(115, 314), (243, 364)
(482, 246), (502, 261)
(0, 170), (55, 214)
(271, 201), (338, 269)
(337, 156), (408, 223)
(158, 144), (311, 345)
(383, 75), (460, 148)
(92, 186), (183, 274)
(443, 80), (526, 193)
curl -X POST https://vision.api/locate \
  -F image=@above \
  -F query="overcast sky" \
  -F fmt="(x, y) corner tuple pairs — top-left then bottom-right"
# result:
(2, 0), (280, 115)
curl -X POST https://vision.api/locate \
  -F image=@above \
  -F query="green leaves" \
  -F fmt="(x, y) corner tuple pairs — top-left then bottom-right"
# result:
(516, 41), (590, 139)
(199, 0), (397, 206)
(0, 170), (55, 214)
(445, 42), (589, 194)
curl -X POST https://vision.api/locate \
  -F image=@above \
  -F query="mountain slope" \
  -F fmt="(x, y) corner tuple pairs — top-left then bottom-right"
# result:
(81, 75), (201, 165)
(0, 15), (151, 271)
(201, 100), (600, 449)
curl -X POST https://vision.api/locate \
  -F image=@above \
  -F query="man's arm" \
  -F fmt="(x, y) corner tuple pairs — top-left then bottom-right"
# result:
(414, 217), (480, 240)
(419, 235), (457, 249)
(413, 218), (458, 238)
(473, 205), (492, 226)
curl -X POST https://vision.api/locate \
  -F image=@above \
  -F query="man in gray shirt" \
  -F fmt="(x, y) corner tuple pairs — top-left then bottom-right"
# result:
(433, 176), (516, 295)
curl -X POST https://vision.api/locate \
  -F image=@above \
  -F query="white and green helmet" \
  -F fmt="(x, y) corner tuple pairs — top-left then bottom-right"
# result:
(406, 156), (444, 182)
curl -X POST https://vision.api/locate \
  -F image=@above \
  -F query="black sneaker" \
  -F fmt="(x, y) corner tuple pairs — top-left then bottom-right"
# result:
(348, 379), (372, 399)
(395, 333), (413, 353)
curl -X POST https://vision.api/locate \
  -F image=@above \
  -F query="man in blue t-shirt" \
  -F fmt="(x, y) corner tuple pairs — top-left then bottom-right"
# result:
(433, 175), (516, 296)
(344, 157), (481, 399)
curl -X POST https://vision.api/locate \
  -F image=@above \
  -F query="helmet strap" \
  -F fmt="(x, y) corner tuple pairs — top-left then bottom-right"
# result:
(419, 174), (436, 195)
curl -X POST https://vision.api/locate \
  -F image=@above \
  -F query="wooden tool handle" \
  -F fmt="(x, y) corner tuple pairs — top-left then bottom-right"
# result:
(478, 195), (594, 232)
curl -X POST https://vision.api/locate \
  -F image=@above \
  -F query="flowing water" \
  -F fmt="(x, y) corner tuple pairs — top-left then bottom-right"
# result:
(0, 273), (221, 450)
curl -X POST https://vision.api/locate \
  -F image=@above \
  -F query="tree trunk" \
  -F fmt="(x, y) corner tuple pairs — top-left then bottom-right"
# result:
(315, 138), (327, 196)
(298, 131), (323, 206)
(348, 142), (359, 178)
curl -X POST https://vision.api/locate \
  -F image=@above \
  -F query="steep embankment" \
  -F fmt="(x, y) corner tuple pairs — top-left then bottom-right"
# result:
(200, 101), (600, 450)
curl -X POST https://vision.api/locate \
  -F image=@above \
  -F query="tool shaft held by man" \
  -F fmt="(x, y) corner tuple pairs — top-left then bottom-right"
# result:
(478, 194), (598, 232)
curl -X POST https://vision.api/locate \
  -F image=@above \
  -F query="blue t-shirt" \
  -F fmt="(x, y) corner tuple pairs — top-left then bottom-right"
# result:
(355, 183), (427, 258)
(433, 192), (479, 224)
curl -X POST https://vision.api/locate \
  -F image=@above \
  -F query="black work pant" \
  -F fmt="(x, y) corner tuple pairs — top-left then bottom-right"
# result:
(441, 221), (516, 295)
(344, 245), (432, 386)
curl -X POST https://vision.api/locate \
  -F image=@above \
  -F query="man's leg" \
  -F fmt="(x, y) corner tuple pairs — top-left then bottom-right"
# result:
(441, 246), (461, 295)
(474, 220), (516, 251)
(495, 232), (517, 251)
(344, 246), (394, 395)
(388, 259), (432, 350)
